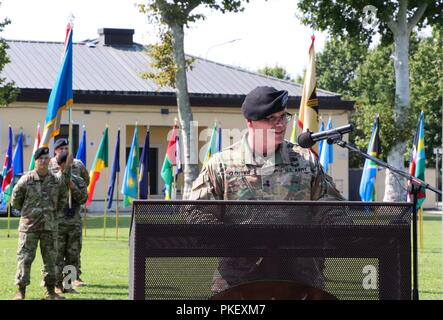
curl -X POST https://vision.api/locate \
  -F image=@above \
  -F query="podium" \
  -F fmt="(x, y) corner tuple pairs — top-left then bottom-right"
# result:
(129, 200), (412, 300)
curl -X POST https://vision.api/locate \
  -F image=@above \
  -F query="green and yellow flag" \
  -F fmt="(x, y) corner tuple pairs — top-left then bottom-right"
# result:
(86, 127), (109, 206)
(121, 126), (139, 206)
(203, 122), (218, 166)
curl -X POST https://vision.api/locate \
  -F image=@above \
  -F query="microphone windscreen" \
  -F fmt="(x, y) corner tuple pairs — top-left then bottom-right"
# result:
(297, 132), (315, 148)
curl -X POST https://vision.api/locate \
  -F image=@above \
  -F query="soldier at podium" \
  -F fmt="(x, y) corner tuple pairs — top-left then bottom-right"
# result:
(187, 86), (345, 294)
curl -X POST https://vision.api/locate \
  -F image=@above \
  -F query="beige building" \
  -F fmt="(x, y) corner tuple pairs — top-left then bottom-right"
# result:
(1, 28), (354, 211)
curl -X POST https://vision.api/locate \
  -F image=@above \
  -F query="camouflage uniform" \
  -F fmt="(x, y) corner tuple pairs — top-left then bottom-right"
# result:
(187, 134), (345, 293)
(12, 167), (71, 288)
(49, 158), (89, 286)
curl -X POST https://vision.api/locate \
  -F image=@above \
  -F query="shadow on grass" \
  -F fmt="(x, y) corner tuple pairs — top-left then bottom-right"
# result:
(86, 284), (128, 290)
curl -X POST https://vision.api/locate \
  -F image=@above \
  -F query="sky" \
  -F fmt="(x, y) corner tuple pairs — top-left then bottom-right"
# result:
(0, 0), (327, 79)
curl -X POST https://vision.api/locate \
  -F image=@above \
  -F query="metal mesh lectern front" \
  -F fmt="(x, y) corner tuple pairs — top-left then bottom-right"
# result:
(129, 200), (412, 300)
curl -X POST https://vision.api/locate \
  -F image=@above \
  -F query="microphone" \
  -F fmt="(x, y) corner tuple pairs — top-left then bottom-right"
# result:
(297, 124), (354, 148)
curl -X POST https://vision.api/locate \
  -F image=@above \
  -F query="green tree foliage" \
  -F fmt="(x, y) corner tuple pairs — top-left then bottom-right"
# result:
(316, 37), (368, 98)
(141, 30), (194, 88)
(297, 0), (443, 200)
(138, 0), (249, 198)
(257, 65), (292, 81)
(0, 10), (17, 106)
(297, 0), (443, 45)
(350, 30), (442, 168)
(408, 28), (443, 167)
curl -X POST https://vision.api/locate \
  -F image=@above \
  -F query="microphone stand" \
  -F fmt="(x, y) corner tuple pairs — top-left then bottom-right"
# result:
(326, 133), (442, 300)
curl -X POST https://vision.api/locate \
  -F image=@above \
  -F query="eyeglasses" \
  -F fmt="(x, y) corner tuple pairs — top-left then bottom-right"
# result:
(263, 112), (293, 125)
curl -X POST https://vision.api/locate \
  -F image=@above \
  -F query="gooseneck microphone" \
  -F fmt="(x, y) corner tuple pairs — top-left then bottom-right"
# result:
(297, 124), (354, 148)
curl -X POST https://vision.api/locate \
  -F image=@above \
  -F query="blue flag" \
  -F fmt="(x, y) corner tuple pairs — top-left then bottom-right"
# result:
(107, 129), (120, 209)
(359, 115), (381, 202)
(76, 128), (87, 166)
(13, 133), (24, 176)
(216, 126), (222, 153)
(318, 120), (325, 156)
(121, 127), (139, 206)
(319, 117), (333, 173)
(1, 126), (14, 207)
(139, 130), (150, 199)
(40, 22), (73, 147)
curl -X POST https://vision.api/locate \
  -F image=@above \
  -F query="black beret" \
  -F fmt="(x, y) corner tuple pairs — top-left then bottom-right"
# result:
(34, 147), (49, 160)
(241, 86), (289, 120)
(54, 138), (68, 150)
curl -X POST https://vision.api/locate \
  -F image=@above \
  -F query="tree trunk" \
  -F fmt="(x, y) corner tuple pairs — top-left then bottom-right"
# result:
(170, 23), (199, 199)
(383, 2), (410, 202)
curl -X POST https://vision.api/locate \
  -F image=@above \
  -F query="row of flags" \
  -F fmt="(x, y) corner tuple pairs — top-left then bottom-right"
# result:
(358, 112), (426, 209)
(0, 19), (427, 209)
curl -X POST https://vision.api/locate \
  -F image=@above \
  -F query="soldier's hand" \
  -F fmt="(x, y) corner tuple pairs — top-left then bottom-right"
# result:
(69, 181), (77, 190)
(66, 153), (74, 167)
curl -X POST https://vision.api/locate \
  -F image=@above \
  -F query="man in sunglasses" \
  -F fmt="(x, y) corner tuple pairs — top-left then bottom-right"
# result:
(187, 86), (344, 296)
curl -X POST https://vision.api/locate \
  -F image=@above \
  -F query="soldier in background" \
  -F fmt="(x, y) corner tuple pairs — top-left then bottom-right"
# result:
(49, 138), (89, 287)
(186, 86), (345, 294)
(11, 147), (72, 300)
(53, 151), (88, 294)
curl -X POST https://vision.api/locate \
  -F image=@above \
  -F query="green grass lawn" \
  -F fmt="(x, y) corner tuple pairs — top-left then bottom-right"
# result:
(0, 215), (130, 300)
(1, 214), (442, 300)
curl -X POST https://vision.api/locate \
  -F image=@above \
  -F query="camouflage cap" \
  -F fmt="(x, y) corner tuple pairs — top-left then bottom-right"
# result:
(241, 86), (289, 121)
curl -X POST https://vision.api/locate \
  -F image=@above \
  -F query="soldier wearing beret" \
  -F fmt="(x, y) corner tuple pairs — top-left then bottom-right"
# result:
(11, 147), (73, 300)
(53, 151), (88, 294)
(186, 86), (345, 295)
(48, 138), (89, 290)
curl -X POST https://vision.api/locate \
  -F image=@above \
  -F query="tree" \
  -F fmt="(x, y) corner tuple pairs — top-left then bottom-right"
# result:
(316, 36), (368, 98)
(0, 10), (17, 106)
(408, 27), (443, 167)
(257, 65), (292, 81)
(139, 0), (249, 199)
(297, 0), (443, 201)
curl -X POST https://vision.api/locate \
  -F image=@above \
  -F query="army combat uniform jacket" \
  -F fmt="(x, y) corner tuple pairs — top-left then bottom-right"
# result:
(187, 134), (345, 293)
(12, 167), (72, 233)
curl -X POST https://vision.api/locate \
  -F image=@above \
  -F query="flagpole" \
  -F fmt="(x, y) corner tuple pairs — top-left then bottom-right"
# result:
(173, 118), (178, 199)
(68, 108), (73, 216)
(7, 201), (11, 238)
(147, 125), (150, 200)
(83, 204), (87, 237)
(103, 166), (108, 239)
(103, 125), (109, 239)
(116, 171), (120, 240)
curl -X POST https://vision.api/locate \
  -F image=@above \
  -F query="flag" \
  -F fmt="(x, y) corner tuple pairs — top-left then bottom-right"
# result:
(298, 35), (319, 156)
(139, 130), (150, 199)
(106, 129), (120, 210)
(216, 125), (222, 153)
(176, 132), (183, 177)
(359, 115), (381, 202)
(319, 117), (333, 173)
(121, 126), (139, 206)
(290, 115), (297, 144)
(28, 123), (41, 171)
(86, 127), (109, 206)
(1, 126), (13, 207)
(13, 133), (24, 176)
(40, 22), (73, 147)
(203, 123), (218, 166)
(76, 127), (87, 166)
(161, 125), (177, 200)
(408, 111), (426, 208)
(318, 120), (325, 156)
